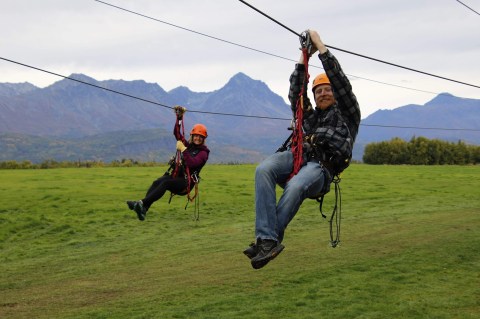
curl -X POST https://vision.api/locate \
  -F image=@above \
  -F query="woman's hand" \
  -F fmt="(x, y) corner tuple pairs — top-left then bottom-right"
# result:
(176, 140), (187, 152)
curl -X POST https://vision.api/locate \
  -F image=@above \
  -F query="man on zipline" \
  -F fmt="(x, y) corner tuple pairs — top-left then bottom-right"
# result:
(244, 29), (361, 269)
(126, 106), (210, 221)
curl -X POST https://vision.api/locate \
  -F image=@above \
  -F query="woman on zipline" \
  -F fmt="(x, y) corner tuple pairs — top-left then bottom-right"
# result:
(126, 106), (210, 221)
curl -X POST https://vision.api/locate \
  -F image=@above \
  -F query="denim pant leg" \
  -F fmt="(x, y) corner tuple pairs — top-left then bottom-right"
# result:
(276, 161), (326, 243)
(255, 151), (293, 241)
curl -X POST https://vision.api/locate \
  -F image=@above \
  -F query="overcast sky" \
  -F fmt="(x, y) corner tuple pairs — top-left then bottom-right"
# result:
(1, 0), (479, 118)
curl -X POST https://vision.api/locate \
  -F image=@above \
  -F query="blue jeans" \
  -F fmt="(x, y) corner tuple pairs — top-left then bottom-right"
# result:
(255, 151), (327, 243)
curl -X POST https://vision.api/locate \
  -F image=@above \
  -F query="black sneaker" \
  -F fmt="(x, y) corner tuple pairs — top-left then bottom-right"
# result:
(243, 242), (258, 259)
(133, 200), (147, 221)
(251, 239), (284, 269)
(126, 200), (136, 210)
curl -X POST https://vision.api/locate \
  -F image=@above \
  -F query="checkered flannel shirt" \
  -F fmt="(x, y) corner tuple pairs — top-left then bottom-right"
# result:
(288, 50), (361, 159)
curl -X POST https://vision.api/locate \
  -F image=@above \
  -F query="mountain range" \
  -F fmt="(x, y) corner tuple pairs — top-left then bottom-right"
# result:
(1, 73), (479, 163)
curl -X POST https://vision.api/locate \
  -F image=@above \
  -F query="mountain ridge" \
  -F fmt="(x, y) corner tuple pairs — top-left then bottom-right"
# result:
(1, 75), (479, 163)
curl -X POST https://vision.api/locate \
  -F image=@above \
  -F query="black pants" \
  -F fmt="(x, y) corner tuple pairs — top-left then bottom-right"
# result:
(142, 174), (188, 210)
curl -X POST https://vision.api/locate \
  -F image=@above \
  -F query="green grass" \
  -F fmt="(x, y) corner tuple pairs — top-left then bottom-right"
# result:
(1, 164), (479, 318)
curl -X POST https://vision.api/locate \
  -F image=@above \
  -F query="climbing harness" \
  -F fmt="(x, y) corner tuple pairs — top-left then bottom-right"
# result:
(167, 106), (202, 220)
(167, 167), (201, 221)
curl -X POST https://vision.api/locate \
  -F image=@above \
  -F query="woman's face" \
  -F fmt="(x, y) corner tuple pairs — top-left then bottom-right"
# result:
(191, 134), (205, 145)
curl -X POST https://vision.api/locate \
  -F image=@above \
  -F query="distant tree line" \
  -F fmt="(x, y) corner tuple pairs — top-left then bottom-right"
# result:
(0, 158), (166, 169)
(0, 158), (247, 169)
(363, 137), (480, 165)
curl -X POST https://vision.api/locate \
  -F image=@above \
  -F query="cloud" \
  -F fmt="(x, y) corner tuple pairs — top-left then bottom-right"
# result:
(1, 0), (479, 118)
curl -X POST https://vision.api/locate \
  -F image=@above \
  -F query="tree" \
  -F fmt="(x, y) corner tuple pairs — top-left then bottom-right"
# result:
(363, 137), (480, 165)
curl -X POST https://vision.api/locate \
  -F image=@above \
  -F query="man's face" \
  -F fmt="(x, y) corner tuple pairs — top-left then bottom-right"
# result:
(314, 84), (335, 110)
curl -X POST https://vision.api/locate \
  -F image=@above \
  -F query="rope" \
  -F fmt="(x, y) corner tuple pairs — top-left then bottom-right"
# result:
(183, 169), (200, 221)
(288, 35), (311, 180)
(191, 183), (200, 221)
(237, 0), (480, 89)
(171, 114), (185, 178)
(316, 175), (342, 247)
(455, 0), (480, 16)
(288, 96), (304, 180)
(329, 177), (342, 248)
(93, 1), (480, 90)
(2, 57), (479, 132)
(184, 166), (193, 202)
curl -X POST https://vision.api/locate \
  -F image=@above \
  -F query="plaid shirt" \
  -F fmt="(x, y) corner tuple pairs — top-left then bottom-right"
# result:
(288, 50), (361, 160)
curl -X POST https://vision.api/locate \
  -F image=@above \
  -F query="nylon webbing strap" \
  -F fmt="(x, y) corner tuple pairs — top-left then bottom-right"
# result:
(172, 110), (186, 178)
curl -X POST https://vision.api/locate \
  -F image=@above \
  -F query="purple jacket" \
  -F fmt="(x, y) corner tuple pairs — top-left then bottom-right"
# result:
(173, 121), (210, 180)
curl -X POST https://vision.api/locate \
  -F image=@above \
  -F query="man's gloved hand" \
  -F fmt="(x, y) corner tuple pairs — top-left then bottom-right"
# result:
(176, 140), (187, 153)
(173, 105), (186, 118)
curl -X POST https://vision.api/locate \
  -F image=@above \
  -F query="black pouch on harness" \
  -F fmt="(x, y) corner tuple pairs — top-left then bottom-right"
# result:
(310, 151), (350, 200)
(332, 154), (351, 175)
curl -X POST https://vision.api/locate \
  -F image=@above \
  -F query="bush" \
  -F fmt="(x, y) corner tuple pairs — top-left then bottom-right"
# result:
(0, 159), (164, 169)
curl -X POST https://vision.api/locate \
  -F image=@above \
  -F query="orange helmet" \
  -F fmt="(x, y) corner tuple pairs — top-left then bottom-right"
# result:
(312, 73), (331, 93)
(190, 124), (208, 138)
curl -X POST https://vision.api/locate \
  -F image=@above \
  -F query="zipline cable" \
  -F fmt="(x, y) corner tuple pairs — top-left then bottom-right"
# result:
(93, 0), (290, 62)
(238, 0), (480, 89)
(0, 56), (283, 120)
(0, 57), (171, 110)
(2, 56), (479, 132)
(93, 0), (451, 96)
(455, 0), (480, 15)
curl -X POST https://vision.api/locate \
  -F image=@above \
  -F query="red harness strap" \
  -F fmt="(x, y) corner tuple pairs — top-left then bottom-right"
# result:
(172, 108), (196, 202)
(185, 166), (196, 202)
(288, 46), (310, 180)
(172, 112), (186, 179)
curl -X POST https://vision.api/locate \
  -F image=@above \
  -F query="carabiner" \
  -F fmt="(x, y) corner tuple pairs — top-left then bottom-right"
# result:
(299, 30), (313, 56)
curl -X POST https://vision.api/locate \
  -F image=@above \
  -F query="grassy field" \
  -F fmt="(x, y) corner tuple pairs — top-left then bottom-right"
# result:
(1, 164), (479, 319)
